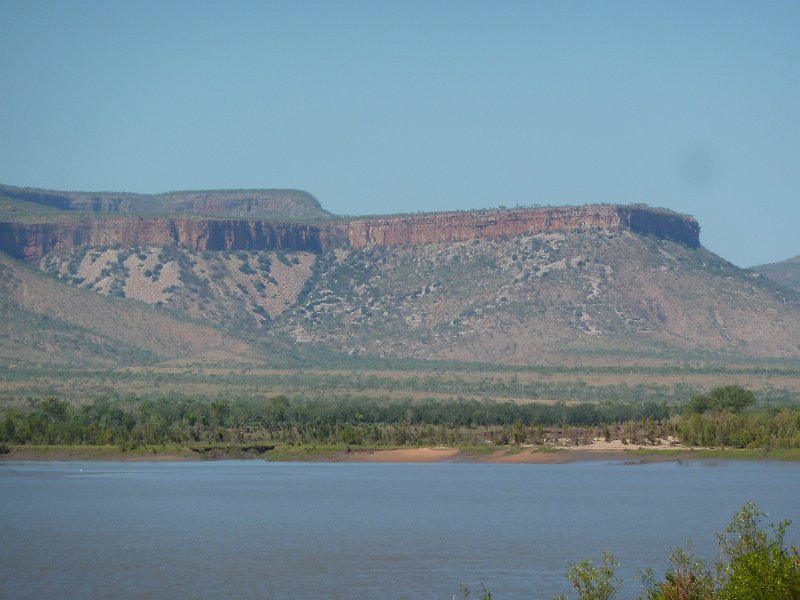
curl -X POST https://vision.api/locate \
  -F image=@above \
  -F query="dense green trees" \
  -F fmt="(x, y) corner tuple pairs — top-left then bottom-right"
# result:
(0, 394), (673, 448)
(1, 385), (799, 452)
(676, 410), (800, 449)
(687, 386), (757, 415)
(678, 386), (800, 449)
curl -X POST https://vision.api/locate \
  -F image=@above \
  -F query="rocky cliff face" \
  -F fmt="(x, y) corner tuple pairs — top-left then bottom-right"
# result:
(0, 219), (323, 260)
(618, 205), (700, 246)
(344, 205), (699, 249)
(0, 205), (700, 259)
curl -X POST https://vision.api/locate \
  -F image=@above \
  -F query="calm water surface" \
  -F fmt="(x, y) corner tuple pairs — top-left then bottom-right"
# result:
(1, 459), (799, 599)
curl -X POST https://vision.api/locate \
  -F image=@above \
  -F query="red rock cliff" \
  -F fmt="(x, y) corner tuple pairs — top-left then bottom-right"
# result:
(0, 205), (699, 259)
(343, 205), (699, 249)
(0, 219), (323, 260)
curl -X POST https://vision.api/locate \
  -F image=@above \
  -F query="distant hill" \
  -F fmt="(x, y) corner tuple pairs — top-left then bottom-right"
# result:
(751, 255), (800, 293)
(1, 184), (799, 368)
(0, 184), (332, 222)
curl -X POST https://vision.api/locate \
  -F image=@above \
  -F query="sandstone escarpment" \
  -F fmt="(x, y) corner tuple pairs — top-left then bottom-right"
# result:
(344, 205), (699, 249)
(0, 204), (700, 259)
(0, 219), (323, 260)
(619, 205), (700, 246)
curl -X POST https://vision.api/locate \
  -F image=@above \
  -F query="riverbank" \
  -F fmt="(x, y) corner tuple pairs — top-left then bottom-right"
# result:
(3, 442), (799, 463)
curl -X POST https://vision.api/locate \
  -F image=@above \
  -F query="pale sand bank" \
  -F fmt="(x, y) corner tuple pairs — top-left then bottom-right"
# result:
(0, 439), (697, 464)
(348, 447), (462, 462)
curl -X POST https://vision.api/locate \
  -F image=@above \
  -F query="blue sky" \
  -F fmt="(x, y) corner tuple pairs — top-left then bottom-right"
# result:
(1, 0), (798, 267)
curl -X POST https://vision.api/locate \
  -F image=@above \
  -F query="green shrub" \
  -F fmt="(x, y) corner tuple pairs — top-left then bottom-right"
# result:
(640, 503), (799, 600)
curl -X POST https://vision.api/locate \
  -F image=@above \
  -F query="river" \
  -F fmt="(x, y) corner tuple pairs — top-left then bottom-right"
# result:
(1, 459), (798, 599)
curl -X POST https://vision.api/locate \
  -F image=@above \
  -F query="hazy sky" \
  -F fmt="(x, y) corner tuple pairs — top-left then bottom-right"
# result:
(1, 1), (798, 267)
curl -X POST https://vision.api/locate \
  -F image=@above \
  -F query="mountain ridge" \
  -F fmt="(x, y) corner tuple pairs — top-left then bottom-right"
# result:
(2, 183), (799, 369)
(0, 183), (332, 222)
(0, 184), (700, 259)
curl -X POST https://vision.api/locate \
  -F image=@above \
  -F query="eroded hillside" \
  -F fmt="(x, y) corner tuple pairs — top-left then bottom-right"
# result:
(278, 230), (800, 364)
(0, 254), (262, 367)
(28, 228), (800, 366)
(38, 246), (316, 334)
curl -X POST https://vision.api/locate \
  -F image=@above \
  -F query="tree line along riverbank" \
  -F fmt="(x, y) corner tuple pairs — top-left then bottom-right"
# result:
(2, 386), (799, 460)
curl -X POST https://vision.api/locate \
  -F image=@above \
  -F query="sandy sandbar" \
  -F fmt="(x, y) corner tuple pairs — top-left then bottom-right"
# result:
(347, 447), (462, 462)
(0, 440), (699, 464)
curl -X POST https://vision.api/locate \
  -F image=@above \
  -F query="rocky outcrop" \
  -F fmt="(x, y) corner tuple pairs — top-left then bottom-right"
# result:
(0, 219), (323, 260)
(344, 205), (699, 249)
(0, 205), (700, 259)
(618, 205), (700, 246)
(178, 220), (323, 252)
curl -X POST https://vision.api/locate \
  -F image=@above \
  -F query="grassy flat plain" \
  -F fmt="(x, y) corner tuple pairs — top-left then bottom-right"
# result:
(2, 363), (799, 408)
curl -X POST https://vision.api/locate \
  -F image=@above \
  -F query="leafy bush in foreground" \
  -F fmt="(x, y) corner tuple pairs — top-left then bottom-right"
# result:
(466, 503), (800, 599)
(640, 503), (800, 599)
